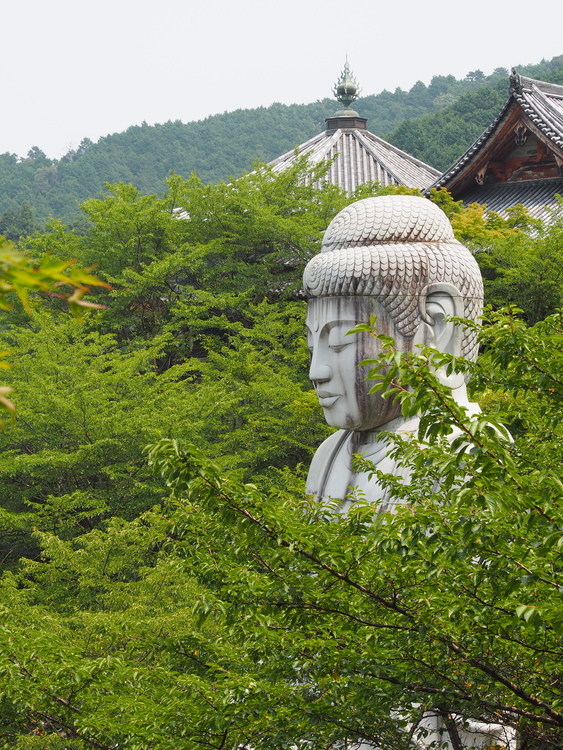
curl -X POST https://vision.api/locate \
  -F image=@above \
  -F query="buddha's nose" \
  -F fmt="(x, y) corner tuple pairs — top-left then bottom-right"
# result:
(309, 350), (333, 383)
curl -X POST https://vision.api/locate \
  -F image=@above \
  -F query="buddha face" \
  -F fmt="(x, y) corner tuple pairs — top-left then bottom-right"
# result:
(306, 296), (414, 431)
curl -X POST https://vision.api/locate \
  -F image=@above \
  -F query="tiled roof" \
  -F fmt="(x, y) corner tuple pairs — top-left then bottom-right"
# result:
(268, 126), (441, 193)
(431, 73), (563, 191)
(513, 75), (563, 150)
(460, 178), (563, 222)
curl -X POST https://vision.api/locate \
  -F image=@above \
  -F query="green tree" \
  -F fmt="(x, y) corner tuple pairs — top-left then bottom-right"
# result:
(5, 150), (563, 748)
(2, 310), (563, 748)
(0, 159), (348, 573)
(0, 314), (181, 561)
(427, 188), (563, 324)
(0, 236), (108, 424)
(0, 201), (39, 240)
(21, 158), (351, 356)
(478, 200), (563, 324)
(0, 298), (329, 553)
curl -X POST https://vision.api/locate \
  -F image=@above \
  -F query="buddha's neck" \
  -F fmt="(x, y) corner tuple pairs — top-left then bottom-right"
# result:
(348, 414), (407, 454)
(347, 383), (479, 455)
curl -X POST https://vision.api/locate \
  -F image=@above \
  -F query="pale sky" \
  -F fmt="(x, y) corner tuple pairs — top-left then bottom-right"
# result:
(3, 0), (562, 159)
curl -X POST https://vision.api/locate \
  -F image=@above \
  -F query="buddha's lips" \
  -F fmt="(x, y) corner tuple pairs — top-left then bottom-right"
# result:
(316, 391), (341, 407)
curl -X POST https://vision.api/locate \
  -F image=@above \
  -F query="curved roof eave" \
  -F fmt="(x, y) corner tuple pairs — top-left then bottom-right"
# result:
(429, 73), (563, 195)
(426, 95), (514, 193)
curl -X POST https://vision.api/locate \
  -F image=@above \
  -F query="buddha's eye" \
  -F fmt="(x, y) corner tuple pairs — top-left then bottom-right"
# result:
(328, 341), (353, 352)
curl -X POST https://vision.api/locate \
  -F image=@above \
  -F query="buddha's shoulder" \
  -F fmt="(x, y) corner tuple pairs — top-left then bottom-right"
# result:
(306, 430), (350, 495)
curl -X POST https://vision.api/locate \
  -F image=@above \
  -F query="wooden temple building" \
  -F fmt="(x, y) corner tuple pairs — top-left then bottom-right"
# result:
(268, 63), (440, 194)
(430, 70), (563, 221)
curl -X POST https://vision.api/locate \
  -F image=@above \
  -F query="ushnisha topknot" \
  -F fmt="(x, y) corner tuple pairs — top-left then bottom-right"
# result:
(321, 194), (454, 250)
(303, 195), (484, 361)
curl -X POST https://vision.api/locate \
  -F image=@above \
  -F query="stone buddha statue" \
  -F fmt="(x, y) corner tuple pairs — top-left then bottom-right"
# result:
(303, 195), (484, 510)
(303, 196), (518, 749)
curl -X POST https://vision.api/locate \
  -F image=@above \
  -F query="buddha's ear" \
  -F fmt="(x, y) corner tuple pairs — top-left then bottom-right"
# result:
(415, 283), (463, 356)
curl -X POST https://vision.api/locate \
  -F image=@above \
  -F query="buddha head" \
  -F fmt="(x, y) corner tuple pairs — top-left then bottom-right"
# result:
(303, 195), (484, 432)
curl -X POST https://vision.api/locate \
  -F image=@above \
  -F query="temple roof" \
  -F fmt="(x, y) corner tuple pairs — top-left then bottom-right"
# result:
(268, 127), (441, 193)
(267, 64), (441, 194)
(430, 72), (563, 217)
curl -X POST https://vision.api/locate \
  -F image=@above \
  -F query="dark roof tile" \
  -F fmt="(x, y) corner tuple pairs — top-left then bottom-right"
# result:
(268, 124), (440, 193)
(459, 178), (563, 222)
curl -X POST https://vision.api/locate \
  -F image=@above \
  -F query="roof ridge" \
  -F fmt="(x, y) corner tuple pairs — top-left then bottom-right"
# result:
(511, 71), (563, 98)
(431, 71), (563, 194)
(267, 124), (439, 193)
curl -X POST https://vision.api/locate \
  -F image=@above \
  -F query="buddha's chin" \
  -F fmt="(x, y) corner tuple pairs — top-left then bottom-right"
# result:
(320, 391), (402, 430)
(322, 407), (361, 430)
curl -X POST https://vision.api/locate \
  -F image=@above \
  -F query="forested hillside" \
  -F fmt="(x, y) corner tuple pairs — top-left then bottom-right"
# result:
(387, 57), (563, 170)
(1, 55), (562, 233)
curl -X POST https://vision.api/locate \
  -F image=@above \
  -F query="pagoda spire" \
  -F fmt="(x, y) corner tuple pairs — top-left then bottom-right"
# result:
(332, 60), (361, 116)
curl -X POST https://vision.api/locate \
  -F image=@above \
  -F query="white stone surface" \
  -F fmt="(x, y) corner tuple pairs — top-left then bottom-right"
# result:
(304, 196), (483, 507)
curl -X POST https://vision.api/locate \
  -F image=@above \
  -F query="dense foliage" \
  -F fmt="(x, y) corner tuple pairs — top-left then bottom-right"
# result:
(142, 310), (563, 749)
(1, 55), (562, 230)
(0, 154), (563, 746)
(0, 158), (366, 566)
(3, 308), (563, 748)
